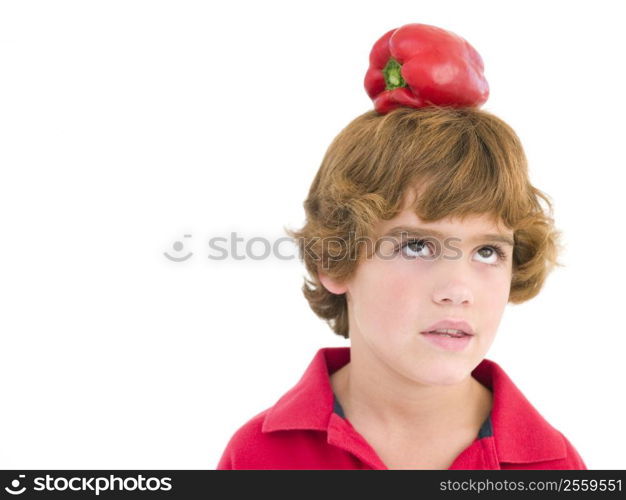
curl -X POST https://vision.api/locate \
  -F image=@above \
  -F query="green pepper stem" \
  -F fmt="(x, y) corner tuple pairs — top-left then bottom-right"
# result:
(383, 58), (407, 90)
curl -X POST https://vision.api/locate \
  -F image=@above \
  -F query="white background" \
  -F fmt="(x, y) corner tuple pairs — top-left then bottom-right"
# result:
(1, 0), (624, 470)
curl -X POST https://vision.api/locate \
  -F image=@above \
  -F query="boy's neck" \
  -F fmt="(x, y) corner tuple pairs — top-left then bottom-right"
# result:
(329, 347), (492, 439)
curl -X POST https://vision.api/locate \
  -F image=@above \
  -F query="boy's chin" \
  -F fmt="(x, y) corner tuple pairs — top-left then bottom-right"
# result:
(407, 359), (478, 387)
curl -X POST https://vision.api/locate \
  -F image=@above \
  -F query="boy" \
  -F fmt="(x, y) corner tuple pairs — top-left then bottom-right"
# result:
(217, 105), (587, 469)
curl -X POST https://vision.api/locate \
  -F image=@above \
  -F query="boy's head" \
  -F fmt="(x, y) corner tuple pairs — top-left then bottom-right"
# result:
(286, 105), (562, 376)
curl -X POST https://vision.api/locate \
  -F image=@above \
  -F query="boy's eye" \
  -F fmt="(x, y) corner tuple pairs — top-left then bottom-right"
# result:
(474, 245), (507, 265)
(401, 239), (436, 259)
(398, 239), (508, 266)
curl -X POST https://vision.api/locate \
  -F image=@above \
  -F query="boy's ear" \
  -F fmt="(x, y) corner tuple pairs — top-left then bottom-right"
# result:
(318, 270), (348, 295)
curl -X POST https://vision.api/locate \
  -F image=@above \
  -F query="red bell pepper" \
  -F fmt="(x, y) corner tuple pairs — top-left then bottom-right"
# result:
(364, 23), (489, 114)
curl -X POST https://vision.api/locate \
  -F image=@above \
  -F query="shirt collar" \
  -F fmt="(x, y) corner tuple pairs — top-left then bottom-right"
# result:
(262, 347), (566, 464)
(472, 357), (567, 463)
(262, 347), (345, 432)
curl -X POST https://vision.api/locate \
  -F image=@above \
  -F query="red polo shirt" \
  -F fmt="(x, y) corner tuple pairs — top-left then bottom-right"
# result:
(217, 347), (586, 470)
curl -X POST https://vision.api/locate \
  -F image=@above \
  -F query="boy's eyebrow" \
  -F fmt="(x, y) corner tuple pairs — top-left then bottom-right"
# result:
(381, 225), (515, 247)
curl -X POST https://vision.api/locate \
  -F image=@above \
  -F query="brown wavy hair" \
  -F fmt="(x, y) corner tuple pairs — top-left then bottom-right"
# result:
(284, 106), (563, 338)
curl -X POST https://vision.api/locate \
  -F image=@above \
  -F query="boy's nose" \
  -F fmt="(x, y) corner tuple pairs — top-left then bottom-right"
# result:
(432, 282), (473, 305)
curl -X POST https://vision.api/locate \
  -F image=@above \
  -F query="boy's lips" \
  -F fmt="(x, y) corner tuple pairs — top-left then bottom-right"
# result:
(420, 318), (475, 336)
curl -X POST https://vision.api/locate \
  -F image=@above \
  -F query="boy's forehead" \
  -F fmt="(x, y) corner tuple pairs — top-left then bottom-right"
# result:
(376, 189), (513, 244)
(376, 202), (514, 245)
(377, 211), (511, 237)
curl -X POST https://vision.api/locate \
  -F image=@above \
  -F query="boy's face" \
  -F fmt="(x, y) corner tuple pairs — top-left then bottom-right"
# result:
(320, 190), (514, 386)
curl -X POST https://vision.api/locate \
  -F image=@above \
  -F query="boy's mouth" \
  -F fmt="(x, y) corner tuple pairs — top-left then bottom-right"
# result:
(419, 328), (475, 351)
(420, 319), (475, 337)
(422, 328), (471, 338)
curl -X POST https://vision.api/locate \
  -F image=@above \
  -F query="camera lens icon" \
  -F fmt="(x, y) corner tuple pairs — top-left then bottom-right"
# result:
(164, 234), (193, 262)
(5, 475), (26, 495)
